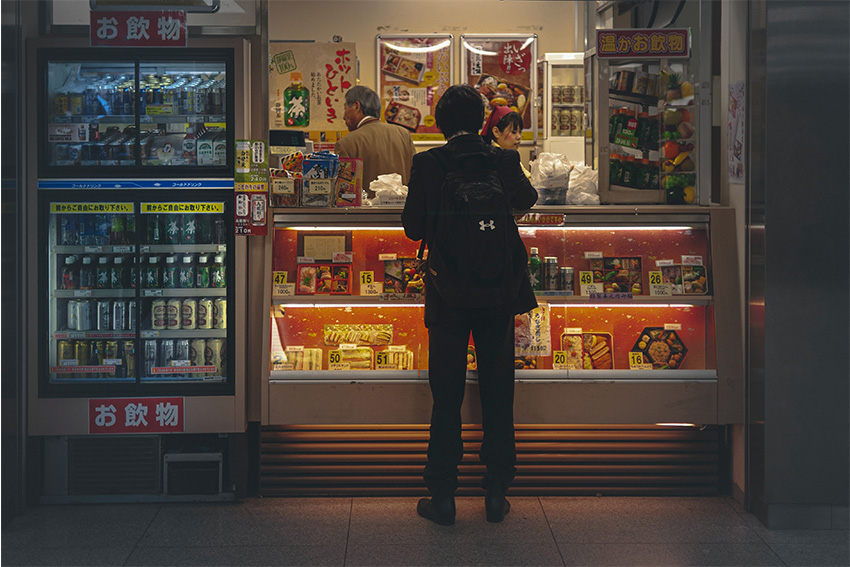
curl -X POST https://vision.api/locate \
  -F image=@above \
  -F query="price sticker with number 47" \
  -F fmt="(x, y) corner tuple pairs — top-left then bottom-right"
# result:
(273, 271), (295, 297)
(360, 271), (381, 296)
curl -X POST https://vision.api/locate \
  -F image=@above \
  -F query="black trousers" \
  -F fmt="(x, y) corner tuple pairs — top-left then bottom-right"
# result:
(424, 310), (517, 495)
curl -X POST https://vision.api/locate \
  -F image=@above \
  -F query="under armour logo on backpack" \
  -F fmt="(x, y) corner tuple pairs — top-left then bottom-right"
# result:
(479, 220), (496, 231)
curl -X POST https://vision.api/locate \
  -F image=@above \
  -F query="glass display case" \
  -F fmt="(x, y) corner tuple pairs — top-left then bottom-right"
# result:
(38, 48), (234, 177)
(264, 207), (743, 426)
(536, 52), (586, 163)
(40, 191), (235, 396)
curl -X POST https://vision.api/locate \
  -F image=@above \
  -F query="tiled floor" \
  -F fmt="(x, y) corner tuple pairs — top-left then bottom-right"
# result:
(2, 496), (848, 566)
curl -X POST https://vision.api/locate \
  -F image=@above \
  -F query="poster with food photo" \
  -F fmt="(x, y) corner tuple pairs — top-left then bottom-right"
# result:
(460, 34), (537, 139)
(376, 34), (453, 143)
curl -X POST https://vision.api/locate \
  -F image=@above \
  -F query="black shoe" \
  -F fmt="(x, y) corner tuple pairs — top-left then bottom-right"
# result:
(417, 496), (456, 526)
(485, 486), (510, 523)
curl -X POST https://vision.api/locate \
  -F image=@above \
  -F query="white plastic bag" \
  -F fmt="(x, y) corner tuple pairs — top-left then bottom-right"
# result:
(366, 173), (408, 206)
(565, 165), (600, 205)
(530, 153), (575, 205)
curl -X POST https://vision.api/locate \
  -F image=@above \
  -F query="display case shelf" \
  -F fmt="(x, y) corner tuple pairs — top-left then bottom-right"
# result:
(140, 245), (227, 253)
(54, 289), (136, 299)
(141, 288), (226, 297)
(140, 329), (227, 339)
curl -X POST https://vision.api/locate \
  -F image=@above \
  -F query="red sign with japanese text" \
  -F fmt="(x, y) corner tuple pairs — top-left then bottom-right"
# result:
(596, 29), (690, 59)
(90, 11), (187, 47)
(89, 397), (184, 434)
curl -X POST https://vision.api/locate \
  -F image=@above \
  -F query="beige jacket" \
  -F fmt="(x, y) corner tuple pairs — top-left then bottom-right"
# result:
(335, 118), (416, 190)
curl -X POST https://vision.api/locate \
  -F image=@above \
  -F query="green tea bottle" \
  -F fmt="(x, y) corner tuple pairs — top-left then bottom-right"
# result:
(527, 247), (542, 291)
(284, 72), (309, 127)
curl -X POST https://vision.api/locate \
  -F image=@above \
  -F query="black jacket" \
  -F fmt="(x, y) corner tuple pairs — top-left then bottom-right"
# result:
(401, 134), (539, 326)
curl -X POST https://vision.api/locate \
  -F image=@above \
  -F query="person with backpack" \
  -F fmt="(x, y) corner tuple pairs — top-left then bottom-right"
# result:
(401, 84), (538, 525)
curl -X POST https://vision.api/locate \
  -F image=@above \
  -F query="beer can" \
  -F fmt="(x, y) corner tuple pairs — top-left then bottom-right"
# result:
(124, 340), (136, 378)
(144, 339), (158, 376)
(559, 267), (574, 292)
(128, 301), (136, 330)
(175, 339), (191, 363)
(213, 297), (227, 329)
(205, 338), (224, 377)
(160, 339), (175, 368)
(197, 298), (213, 329)
(75, 340), (91, 368)
(181, 298), (197, 330)
(551, 85), (562, 104)
(105, 340), (121, 377)
(77, 299), (93, 331)
(562, 85), (576, 104)
(189, 339), (206, 367)
(151, 298), (167, 330)
(112, 300), (127, 331)
(67, 299), (79, 330)
(571, 109), (584, 137)
(543, 257), (559, 290)
(166, 298), (182, 330)
(58, 339), (74, 363)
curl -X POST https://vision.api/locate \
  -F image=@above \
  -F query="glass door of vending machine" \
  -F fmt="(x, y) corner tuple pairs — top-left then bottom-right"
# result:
(41, 191), (234, 397)
(38, 48), (234, 178)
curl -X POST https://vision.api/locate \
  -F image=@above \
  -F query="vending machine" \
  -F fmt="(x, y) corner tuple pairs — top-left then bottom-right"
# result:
(26, 38), (250, 501)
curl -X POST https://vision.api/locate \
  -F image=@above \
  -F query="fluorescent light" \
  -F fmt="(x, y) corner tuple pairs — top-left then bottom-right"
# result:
(548, 304), (693, 308)
(518, 226), (695, 232)
(284, 227), (407, 231)
(282, 304), (422, 309)
(655, 423), (699, 427)
(385, 40), (451, 54)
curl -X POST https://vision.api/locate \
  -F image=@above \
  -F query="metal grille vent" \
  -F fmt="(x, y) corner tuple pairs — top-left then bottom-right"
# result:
(68, 436), (161, 495)
(261, 424), (719, 497)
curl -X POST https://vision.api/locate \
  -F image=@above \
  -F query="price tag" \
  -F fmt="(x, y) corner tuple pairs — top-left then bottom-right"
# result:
(60, 359), (78, 366)
(143, 289), (164, 297)
(333, 252), (353, 263)
(566, 327), (583, 335)
(297, 256), (314, 264)
(360, 271), (381, 296)
(285, 345), (304, 352)
(73, 290), (92, 298)
(171, 360), (191, 367)
(656, 259), (675, 267)
(84, 246), (103, 253)
(682, 255), (703, 266)
(552, 350), (570, 370)
(112, 246), (133, 254)
(276, 363), (295, 371)
(584, 251), (603, 259)
(629, 352), (653, 370)
(141, 330), (160, 338)
(339, 343), (358, 350)
(388, 345), (407, 352)
(273, 272), (294, 296)
(329, 363), (351, 371)
(664, 323), (682, 330)
(579, 271), (601, 296)
(378, 253), (397, 261)
(649, 270), (673, 297)
(104, 358), (122, 366)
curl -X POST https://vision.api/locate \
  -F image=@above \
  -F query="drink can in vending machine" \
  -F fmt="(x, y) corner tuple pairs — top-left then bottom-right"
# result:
(543, 257), (559, 290)
(559, 267), (574, 293)
(213, 298), (227, 329)
(197, 298), (213, 329)
(67, 299), (79, 331)
(96, 300), (111, 331)
(175, 339), (191, 364)
(205, 338), (225, 377)
(151, 298), (167, 330)
(124, 340), (136, 377)
(181, 214), (197, 244)
(128, 300), (136, 330)
(75, 340), (91, 370)
(181, 298), (197, 330)
(143, 340), (158, 376)
(57, 340), (74, 364)
(166, 298), (182, 330)
(189, 339), (206, 368)
(112, 300), (127, 331)
(160, 339), (175, 369)
(105, 340), (121, 377)
(76, 299), (93, 331)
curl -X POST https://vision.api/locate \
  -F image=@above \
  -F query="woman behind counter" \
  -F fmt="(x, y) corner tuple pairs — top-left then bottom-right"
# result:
(481, 105), (531, 178)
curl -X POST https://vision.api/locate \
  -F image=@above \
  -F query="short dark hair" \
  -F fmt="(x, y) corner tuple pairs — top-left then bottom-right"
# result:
(482, 111), (524, 145)
(435, 84), (484, 138)
(344, 85), (381, 118)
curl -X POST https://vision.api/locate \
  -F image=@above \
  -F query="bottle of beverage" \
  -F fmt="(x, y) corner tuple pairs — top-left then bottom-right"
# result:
(180, 255), (195, 288)
(162, 255), (178, 288)
(125, 214), (135, 244)
(527, 247), (542, 291)
(145, 256), (162, 288)
(95, 256), (111, 289)
(284, 72), (310, 127)
(196, 254), (211, 288)
(61, 256), (79, 290)
(163, 214), (181, 244)
(79, 256), (94, 289)
(210, 255), (226, 288)
(110, 213), (126, 245)
(110, 256), (128, 289)
(147, 214), (161, 244)
(182, 126), (196, 166)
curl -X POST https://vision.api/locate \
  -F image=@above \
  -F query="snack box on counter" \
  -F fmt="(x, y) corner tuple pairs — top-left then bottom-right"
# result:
(383, 258), (425, 294)
(336, 158), (362, 207)
(660, 264), (708, 294)
(333, 346), (374, 370)
(559, 330), (614, 369)
(631, 327), (688, 369)
(377, 348), (415, 370)
(271, 348), (323, 371)
(297, 264), (351, 295)
(590, 257), (644, 295)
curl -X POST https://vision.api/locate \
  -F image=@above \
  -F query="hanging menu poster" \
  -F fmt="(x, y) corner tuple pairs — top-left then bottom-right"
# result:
(376, 34), (453, 143)
(460, 34), (537, 140)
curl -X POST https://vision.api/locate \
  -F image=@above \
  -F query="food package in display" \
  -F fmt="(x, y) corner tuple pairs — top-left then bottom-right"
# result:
(377, 348), (415, 370)
(514, 355), (537, 370)
(467, 345), (477, 371)
(631, 327), (687, 369)
(270, 173), (301, 208)
(337, 347), (374, 370)
(515, 304), (551, 357)
(590, 257), (643, 294)
(558, 330), (585, 369)
(296, 264), (351, 294)
(335, 158), (362, 207)
(385, 101), (421, 132)
(381, 52), (426, 84)
(271, 348), (322, 371)
(302, 151), (339, 207)
(475, 75), (530, 121)
(324, 324), (393, 346)
(582, 332), (614, 369)
(660, 264), (708, 295)
(383, 258), (425, 294)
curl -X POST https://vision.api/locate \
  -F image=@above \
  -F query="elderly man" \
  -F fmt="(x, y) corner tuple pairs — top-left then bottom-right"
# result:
(335, 86), (415, 194)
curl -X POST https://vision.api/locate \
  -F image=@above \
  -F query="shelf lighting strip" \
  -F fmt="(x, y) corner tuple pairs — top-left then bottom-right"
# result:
(281, 303), (694, 309)
(287, 226), (696, 232)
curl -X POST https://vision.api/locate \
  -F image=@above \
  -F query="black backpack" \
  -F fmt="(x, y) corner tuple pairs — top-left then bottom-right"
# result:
(418, 147), (528, 309)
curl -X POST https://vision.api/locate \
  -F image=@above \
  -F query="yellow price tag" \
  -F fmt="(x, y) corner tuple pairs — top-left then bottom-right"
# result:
(580, 271), (593, 285)
(649, 271), (663, 285)
(273, 271), (287, 285)
(329, 351), (342, 365)
(360, 271), (373, 285)
(360, 271), (381, 296)
(629, 352), (647, 369)
(376, 351), (389, 366)
(552, 350), (569, 370)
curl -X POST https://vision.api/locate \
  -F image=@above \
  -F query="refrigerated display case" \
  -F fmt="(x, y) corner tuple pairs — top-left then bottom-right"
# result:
(40, 192), (234, 397)
(37, 47), (234, 178)
(262, 207), (743, 426)
(535, 52), (586, 163)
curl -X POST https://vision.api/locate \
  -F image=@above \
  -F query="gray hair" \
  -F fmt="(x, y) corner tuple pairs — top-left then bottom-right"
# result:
(344, 85), (381, 118)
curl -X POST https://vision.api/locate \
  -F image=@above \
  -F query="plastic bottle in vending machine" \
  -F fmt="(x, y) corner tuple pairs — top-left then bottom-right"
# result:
(210, 255), (226, 288)
(95, 256), (110, 289)
(182, 213), (196, 244)
(182, 126), (197, 166)
(162, 255), (178, 288)
(527, 247), (542, 291)
(110, 256), (128, 289)
(61, 256), (79, 290)
(146, 214), (161, 244)
(145, 256), (162, 288)
(195, 255), (210, 288)
(163, 214), (181, 244)
(179, 255), (195, 288)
